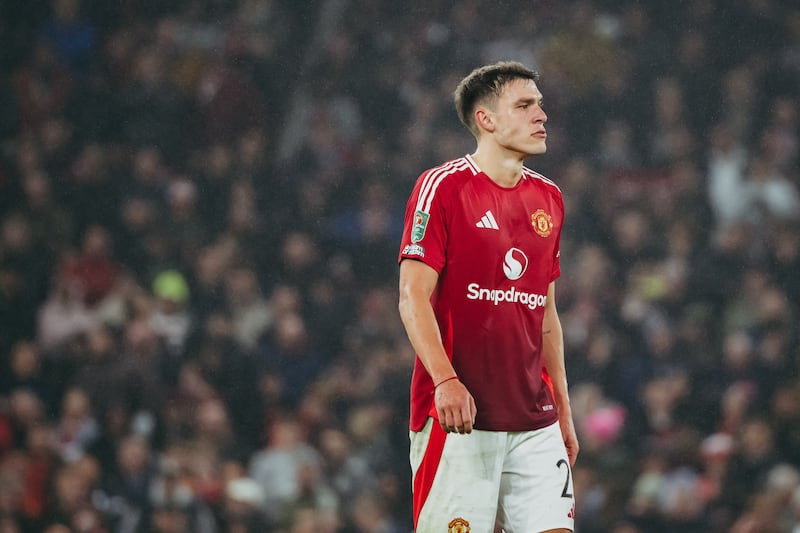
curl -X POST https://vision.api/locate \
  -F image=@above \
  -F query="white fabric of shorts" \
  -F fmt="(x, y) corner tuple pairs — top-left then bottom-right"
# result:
(410, 418), (575, 533)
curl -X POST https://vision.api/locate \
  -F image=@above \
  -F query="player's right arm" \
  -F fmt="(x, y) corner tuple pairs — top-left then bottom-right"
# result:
(398, 259), (477, 434)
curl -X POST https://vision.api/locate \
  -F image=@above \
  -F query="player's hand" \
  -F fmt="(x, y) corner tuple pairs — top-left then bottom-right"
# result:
(559, 414), (580, 466)
(434, 378), (477, 434)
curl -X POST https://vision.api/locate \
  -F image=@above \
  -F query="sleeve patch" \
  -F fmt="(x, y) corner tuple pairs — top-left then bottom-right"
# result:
(411, 210), (430, 243)
(402, 244), (425, 257)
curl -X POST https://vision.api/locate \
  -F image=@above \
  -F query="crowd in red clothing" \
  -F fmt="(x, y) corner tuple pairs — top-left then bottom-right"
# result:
(0, 0), (799, 532)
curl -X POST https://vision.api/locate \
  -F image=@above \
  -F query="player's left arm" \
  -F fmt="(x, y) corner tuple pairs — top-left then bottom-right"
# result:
(542, 280), (579, 466)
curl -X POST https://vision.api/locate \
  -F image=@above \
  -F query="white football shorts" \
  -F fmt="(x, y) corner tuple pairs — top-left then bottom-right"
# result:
(410, 418), (575, 532)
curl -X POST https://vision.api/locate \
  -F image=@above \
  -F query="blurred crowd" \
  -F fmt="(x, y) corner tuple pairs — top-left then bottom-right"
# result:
(0, 0), (799, 532)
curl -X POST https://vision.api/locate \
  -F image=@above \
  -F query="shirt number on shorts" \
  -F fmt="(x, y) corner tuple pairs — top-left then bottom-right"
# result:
(556, 459), (573, 498)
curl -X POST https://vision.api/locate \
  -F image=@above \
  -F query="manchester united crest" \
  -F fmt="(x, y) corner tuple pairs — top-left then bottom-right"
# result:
(531, 209), (553, 237)
(448, 518), (470, 533)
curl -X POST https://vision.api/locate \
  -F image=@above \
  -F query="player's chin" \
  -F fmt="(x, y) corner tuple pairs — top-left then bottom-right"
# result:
(528, 135), (547, 147)
(517, 141), (546, 158)
(528, 142), (547, 155)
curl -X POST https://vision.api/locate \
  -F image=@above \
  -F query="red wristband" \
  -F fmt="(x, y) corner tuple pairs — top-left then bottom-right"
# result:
(434, 375), (459, 388)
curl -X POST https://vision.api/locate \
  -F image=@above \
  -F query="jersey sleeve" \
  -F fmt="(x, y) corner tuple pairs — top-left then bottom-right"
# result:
(398, 169), (449, 273)
(550, 191), (564, 282)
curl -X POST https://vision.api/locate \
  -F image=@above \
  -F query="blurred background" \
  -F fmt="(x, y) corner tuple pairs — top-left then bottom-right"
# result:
(0, 0), (799, 531)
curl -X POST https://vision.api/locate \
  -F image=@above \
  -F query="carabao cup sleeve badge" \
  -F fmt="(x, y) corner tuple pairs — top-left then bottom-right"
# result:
(411, 210), (430, 243)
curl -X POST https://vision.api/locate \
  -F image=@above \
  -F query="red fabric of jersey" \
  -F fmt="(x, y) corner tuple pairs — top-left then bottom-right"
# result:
(399, 155), (562, 432)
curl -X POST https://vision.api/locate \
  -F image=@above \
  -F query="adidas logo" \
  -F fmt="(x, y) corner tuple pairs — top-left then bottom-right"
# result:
(476, 210), (499, 230)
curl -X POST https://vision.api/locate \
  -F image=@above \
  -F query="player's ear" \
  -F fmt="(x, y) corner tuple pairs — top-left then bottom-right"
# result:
(474, 107), (495, 133)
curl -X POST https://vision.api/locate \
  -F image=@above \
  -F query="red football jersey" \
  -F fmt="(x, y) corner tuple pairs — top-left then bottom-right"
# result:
(399, 154), (562, 431)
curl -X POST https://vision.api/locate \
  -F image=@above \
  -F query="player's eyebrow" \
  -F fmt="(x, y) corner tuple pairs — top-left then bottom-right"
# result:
(515, 96), (543, 106)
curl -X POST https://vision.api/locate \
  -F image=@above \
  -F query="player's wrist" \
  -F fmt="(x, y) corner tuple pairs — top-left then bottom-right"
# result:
(434, 375), (459, 388)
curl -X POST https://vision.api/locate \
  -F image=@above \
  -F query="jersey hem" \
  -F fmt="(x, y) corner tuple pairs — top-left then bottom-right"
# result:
(410, 413), (560, 433)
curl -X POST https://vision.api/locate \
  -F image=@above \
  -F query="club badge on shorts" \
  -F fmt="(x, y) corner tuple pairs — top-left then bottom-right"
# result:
(531, 209), (553, 237)
(411, 210), (430, 242)
(448, 517), (470, 532)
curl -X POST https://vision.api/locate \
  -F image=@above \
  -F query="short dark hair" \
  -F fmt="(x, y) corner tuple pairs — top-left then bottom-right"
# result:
(454, 61), (540, 137)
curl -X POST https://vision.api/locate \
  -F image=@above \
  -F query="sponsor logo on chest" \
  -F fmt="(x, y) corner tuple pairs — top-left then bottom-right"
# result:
(465, 247), (547, 310)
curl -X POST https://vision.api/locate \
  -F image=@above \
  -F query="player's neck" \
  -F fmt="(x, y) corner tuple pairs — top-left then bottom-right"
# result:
(470, 146), (525, 188)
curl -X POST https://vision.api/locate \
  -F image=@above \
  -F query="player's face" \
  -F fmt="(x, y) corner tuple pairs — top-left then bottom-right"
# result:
(486, 78), (548, 156)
